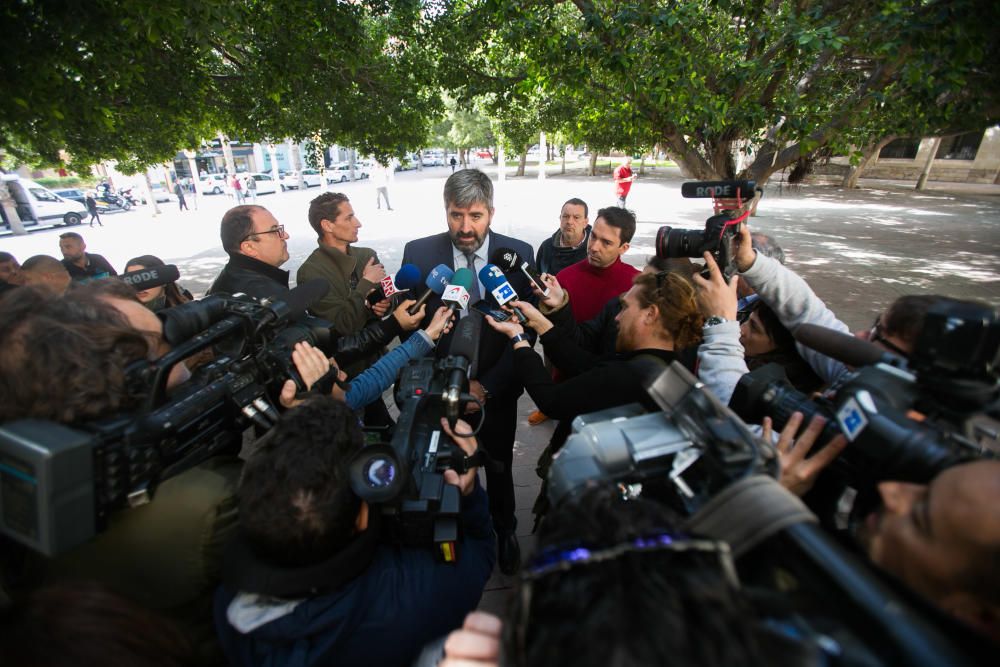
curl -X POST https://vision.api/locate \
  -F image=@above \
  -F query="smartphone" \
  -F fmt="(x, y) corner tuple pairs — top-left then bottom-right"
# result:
(472, 300), (512, 322)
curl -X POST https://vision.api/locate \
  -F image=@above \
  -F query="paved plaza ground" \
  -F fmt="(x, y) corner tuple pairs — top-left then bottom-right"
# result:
(3, 164), (998, 613)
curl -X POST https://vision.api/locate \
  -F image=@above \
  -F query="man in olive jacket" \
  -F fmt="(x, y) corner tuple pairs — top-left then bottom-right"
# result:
(297, 192), (394, 425)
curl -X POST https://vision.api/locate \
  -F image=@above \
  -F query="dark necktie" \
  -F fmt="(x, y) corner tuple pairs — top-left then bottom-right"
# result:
(464, 251), (481, 303)
(462, 251), (482, 377)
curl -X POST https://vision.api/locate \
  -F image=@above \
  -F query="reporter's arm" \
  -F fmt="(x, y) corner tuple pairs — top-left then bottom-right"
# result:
(697, 321), (749, 405)
(343, 331), (434, 411)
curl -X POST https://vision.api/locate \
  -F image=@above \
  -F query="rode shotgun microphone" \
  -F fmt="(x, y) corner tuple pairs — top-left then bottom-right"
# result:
(407, 264), (453, 315)
(490, 247), (549, 297)
(366, 263), (422, 305)
(680, 180), (757, 199)
(794, 323), (907, 369)
(479, 264), (526, 323)
(120, 264), (180, 292)
(441, 268), (474, 313)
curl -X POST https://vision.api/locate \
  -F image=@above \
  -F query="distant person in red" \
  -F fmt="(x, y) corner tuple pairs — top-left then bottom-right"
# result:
(613, 156), (635, 208)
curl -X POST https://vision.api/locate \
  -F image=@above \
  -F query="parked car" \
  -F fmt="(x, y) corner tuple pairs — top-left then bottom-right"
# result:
(149, 183), (174, 203)
(325, 163), (369, 183)
(200, 173), (227, 194)
(248, 173), (277, 195)
(475, 149), (493, 159)
(422, 153), (445, 167)
(1, 175), (86, 227)
(53, 188), (87, 206)
(279, 168), (322, 190)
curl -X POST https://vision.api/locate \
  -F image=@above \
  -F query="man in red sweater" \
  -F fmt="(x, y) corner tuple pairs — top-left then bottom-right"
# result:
(555, 206), (640, 323)
(613, 156), (635, 208)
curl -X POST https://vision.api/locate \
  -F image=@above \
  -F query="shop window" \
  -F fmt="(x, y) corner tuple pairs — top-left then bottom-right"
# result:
(879, 138), (920, 160)
(935, 131), (984, 161)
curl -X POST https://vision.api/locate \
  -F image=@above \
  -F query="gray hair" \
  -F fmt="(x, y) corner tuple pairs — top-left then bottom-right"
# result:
(750, 232), (785, 265)
(443, 169), (493, 210)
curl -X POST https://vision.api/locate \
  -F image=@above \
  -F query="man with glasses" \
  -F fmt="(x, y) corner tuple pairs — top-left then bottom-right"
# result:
(209, 205), (291, 300)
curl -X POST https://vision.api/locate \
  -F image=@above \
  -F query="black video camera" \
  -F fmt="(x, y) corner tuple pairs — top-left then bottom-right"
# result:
(730, 300), (998, 487)
(655, 180), (756, 279)
(348, 353), (487, 563)
(0, 285), (330, 556)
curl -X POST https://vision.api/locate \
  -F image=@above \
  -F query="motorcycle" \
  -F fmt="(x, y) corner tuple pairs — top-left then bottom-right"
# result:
(95, 192), (132, 212)
(118, 187), (141, 207)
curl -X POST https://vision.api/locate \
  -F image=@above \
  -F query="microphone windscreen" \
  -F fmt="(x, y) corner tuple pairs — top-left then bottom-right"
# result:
(448, 315), (479, 360)
(489, 247), (521, 272)
(394, 264), (422, 291)
(426, 264), (454, 294)
(449, 267), (475, 291)
(680, 180), (757, 199)
(794, 323), (903, 368)
(285, 278), (331, 320)
(120, 264), (180, 291)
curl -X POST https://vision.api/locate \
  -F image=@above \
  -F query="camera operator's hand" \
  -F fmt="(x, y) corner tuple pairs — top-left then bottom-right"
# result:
(441, 611), (502, 667)
(370, 298), (391, 317)
(279, 341), (340, 408)
(763, 412), (848, 497)
(440, 418), (480, 496)
(734, 222), (756, 273)
(535, 272), (565, 310)
(393, 299), (424, 331)
(510, 299), (553, 335)
(693, 251), (738, 321)
(362, 256), (387, 284)
(485, 314), (525, 340)
(425, 306), (455, 341)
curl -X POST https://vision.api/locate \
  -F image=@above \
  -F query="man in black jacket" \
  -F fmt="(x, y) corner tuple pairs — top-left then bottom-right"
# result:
(535, 198), (591, 276)
(401, 169), (536, 574)
(208, 205), (420, 367)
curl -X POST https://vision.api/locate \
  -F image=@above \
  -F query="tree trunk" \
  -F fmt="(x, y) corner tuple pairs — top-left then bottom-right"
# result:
(561, 145), (566, 174)
(841, 136), (895, 189)
(639, 155), (645, 176)
(588, 152), (598, 176)
(915, 138), (942, 190)
(516, 144), (528, 177)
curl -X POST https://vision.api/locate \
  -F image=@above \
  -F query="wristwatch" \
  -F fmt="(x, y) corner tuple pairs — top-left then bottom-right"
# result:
(703, 315), (729, 329)
(510, 332), (528, 345)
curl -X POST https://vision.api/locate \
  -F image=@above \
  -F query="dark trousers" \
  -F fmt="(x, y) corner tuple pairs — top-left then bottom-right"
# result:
(471, 397), (517, 531)
(88, 210), (102, 225)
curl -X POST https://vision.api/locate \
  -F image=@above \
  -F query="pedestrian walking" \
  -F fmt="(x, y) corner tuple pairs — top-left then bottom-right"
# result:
(85, 193), (103, 227)
(174, 181), (188, 211)
(449, 156), (457, 173)
(245, 174), (257, 202)
(232, 174), (244, 204)
(375, 161), (393, 210)
(613, 156), (635, 208)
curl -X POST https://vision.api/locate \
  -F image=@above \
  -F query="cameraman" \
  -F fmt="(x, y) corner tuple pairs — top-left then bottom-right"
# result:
(0, 285), (241, 656)
(215, 396), (495, 667)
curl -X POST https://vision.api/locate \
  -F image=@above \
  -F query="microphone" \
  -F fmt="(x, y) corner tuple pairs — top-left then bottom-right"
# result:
(794, 323), (907, 368)
(680, 180), (757, 199)
(490, 247), (549, 297)
(407, 264), (454, 315)
(365, 263), (422, 305)
(441, 268), (474, 313)
(479, 264), (526, 323)
(259, 278), (331, 327)
(443, 316), (478, 426)
(120, 264), (180, 291)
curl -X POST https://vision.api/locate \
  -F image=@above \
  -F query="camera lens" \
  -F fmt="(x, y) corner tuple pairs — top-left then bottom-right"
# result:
(655, 226), (704, 259)
(363, 456), (396, 489)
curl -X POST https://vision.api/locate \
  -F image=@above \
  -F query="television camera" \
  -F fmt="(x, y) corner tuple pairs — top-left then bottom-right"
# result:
(0, 281), (331, 556)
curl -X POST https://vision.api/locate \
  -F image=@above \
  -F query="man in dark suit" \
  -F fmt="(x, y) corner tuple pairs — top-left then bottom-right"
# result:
(401, 169), (536, 574)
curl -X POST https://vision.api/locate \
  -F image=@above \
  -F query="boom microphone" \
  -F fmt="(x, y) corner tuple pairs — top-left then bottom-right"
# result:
(261, 278), (331, 327)
(680, 180), (756, 200)
(794, 323), (906, 369)
(407, 264), (453, 315)
(479, 264), (526, 323)
(120, 264), (180, 291)
(490, 247), (549, 297)
(441, 268), (474, 313)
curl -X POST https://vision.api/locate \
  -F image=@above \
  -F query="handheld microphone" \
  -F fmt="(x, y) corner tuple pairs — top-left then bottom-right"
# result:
(365, 263), (422, 305)
(490, 247), (549, 297)
(120, 264), (180, 292)
(443, 316), (478, 426)
(794, 323), (907, 369)
(479, 264), (526, 323)
(407, 264), (453, 315)
(441, 268), (474, 313)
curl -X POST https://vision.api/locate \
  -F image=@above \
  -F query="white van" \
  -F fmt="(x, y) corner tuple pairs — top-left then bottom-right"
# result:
(1, 175), (87, 228)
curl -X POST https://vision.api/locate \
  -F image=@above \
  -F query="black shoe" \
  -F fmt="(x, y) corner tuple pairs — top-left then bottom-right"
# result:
(497, 529), (521, 575)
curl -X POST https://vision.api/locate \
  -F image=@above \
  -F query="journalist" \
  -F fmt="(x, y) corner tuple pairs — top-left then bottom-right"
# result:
(215, 397), (495, 667)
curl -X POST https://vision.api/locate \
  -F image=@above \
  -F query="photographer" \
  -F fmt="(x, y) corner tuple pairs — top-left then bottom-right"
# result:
(0, 285), (241, 656)
(215, 397), (495, 667)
